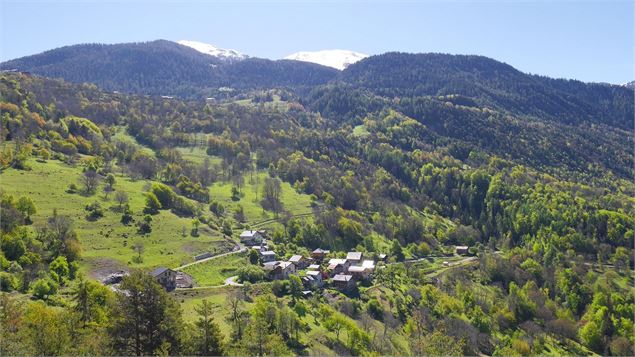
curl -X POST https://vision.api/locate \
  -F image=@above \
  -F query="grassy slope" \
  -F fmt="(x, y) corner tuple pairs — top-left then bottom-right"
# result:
(181, 252), (248, 286)
(175, 146), (222, 166)
(174, 145), (314, 226)
(0, 159), (227, 276)
(210, 170), (314, 225)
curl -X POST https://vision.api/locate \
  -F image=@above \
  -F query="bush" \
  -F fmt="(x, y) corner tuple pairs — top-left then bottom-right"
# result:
(0, 272), (18, 291)
(31, 278), (58, 300)
(67, 183), (78, 194)
(143, 192), (161, 214)
(137, 215), (152, 234)
(237, 265), (265, 284)
(85, 201), (104, 220)
(209, 201), (224, 216)
(271, 280), (290, 297)
(121, 205), (134, 225)
(49, 256), (70, 285)
(1, 234), (26, 261)
(366, 298), (384, 320)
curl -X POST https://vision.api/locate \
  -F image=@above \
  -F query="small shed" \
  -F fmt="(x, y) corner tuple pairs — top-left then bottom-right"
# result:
(150, 267), (176, 291)
(307, 264), (321, 271)
(455, 246), (469, 255)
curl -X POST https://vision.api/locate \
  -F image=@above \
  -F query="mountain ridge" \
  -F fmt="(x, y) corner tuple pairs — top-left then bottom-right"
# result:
(1, 40), (631, 132)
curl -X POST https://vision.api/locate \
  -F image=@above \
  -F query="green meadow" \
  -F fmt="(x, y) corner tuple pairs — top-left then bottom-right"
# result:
(181, 252), (248, 286)
(209, 170), (315, 225)
(0, 158), (228, 277)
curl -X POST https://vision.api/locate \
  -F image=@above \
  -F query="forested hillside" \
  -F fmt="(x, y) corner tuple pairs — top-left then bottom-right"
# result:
(0, 61), (633, 357)
(0, 40), (339, 98)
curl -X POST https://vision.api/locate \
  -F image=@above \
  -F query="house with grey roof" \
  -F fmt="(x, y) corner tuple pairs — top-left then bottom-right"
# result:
(150, 267), (176, 291)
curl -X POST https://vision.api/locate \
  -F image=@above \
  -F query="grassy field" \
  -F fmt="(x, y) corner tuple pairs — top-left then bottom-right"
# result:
(171, 145), (315, 227)
(173, 286), (237, 337)
(0, 158), (228, 277)
(209, 170), (315, 226)
(181, 252), (248, 286)
(225, 95), (289, 112)
(175, 146), (223, 166)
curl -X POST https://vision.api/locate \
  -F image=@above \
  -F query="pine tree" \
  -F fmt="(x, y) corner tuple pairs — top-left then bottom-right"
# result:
(108, 271), (184, 355)
(192, 299), (224, 356)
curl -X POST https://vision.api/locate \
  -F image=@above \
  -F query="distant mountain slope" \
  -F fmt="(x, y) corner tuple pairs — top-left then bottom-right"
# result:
(0, 40), (222, 96)
(0, 40), (338, 97)
(339, 52), (634, 130)
(284, 50), (368, 70)
(1, 42), (631, 131)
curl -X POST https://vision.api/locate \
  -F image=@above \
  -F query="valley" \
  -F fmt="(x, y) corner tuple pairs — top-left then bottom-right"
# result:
(0, 43), (633, 356)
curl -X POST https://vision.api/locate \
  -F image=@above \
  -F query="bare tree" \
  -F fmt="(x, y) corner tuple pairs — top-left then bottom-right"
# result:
(114, 191), (129, 209)
(80, 170), (100, 194)
(227, 289), (245, 340)
(261, 177), (282, 217)
(132, 241), (144, 263)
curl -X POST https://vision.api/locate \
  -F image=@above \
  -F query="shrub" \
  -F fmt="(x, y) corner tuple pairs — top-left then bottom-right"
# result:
(271, 280), (290, 297)
(366, 298), (384, 320)
(143, 192), (161, 214)
(209, 201), (224, 216)
(0, 272), (18, 292)
(237, 265), (265, 284)
(31, 278), (58, 300)
(85, 201), (104, 220)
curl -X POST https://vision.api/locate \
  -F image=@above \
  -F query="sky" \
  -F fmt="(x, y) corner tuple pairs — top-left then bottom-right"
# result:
(1, 0), (633, 84)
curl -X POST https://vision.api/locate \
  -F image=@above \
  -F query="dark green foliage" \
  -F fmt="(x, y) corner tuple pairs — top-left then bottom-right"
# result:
(236, 265), (265, 283)
(108, 271), (185, 355)
(248, 249), (259, 264)
(0, 40), (338, 98)
(340, 52), (633, 130)
(84, 201), (104, 220)
(191, 300), (224, 356)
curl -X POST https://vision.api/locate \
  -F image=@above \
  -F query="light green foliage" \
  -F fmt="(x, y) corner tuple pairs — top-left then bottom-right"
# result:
(49, 256), (70, 284)
(30, 278), (58, 300)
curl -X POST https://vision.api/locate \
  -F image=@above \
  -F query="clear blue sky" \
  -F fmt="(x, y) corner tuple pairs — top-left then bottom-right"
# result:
(1, 0), (633, 83)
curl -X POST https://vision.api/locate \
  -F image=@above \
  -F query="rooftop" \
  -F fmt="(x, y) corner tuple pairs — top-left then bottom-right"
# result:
(240, 230), (260, 237)
(289, 255), (304, 262)
(348, 266), (366, 273)
(346, 252), (363, 260)
(361, 260), (375, 269)
(150, 267), (170, 277)
(333, 274), (353, 282)
(328, 258), (347, 265)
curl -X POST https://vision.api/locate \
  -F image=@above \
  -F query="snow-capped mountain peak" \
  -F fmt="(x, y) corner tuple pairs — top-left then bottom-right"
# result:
(177, 40), (247, 61)
(284, 49), (368, 70)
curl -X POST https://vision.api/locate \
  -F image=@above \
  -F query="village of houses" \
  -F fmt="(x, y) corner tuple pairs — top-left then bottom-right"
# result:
(140, 229), (473, 296)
